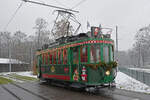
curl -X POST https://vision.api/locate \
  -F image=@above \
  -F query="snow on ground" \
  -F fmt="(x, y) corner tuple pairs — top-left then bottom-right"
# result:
(0, 71), (37, 78)
(0, 71), (37, 83)
(16, 71), (37, 78)
(115, 71), (150, 94)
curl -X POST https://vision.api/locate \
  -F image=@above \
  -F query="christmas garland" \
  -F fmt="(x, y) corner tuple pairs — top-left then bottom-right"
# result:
(85, 61), (117, 70)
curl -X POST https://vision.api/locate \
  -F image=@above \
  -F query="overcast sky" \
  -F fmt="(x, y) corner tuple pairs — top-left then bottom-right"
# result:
(1, 0), (150, 51)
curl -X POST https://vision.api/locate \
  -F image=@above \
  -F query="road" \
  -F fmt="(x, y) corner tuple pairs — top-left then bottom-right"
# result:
(0, 81), (150, 100)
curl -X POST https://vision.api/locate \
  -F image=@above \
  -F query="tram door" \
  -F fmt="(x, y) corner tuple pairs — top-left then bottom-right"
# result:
(70, 47), (80, 81)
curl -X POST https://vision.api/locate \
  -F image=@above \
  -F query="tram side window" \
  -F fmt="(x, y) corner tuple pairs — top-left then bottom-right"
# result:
(42, 54), (45, 64)
(58, 49), (62, 64)
(103, 46), (109, 62)
(80, 46), (88, 63)
(49, 53), (52, 64)
(63, 49), (68, 64)
(45, 53), (48, 64)
(53, 51), (57, 64)
(73, 47), (79, 64)
(90, 45), (101, 63)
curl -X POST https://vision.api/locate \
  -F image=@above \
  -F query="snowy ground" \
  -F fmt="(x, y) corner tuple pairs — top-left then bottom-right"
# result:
(0, 71), (37, 83)
(0, 71), (37, 78)
(15, 71), (37, 78)
(115, 71), (150, 94)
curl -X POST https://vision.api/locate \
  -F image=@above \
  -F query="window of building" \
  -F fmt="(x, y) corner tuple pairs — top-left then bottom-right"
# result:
(80, 46), (88, 62)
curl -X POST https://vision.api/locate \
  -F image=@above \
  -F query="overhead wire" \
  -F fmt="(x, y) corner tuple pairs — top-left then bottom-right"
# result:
(70, 0), (87, 33)
(71, 0), (87, 9)
(4, 1), (24, 31)
(53, 0), (69, 8)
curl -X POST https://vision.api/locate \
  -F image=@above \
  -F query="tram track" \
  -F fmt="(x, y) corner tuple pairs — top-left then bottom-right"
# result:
(1, 85), (22, 100)
(12, 83), (50, 100)
(1, 83), (50, 100)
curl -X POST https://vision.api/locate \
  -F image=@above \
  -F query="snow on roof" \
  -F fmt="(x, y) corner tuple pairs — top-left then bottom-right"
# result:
(0, 58), (28, 64)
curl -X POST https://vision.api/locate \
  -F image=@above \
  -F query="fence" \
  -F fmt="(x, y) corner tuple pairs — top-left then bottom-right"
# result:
(119, 67), (150, 86)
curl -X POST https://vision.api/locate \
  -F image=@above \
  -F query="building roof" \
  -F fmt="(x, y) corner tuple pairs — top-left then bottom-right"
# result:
(0, 58), (28, 64)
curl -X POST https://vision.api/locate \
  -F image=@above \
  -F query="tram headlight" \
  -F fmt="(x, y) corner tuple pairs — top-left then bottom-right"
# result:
(105, 70), (110, 76)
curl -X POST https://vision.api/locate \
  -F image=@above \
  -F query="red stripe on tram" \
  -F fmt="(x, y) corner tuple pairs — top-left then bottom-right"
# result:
(42, 74), (70, 80)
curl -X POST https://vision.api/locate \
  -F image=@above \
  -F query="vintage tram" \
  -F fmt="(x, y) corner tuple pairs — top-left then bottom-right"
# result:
(36, 26), (117, 90)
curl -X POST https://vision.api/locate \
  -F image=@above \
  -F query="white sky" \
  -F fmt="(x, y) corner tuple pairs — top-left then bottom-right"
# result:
(1, 0), (150, 51)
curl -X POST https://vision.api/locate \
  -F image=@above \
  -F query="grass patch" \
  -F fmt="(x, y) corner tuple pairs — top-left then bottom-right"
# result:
(10, 74), (38, 81)
(0, 76), (13, 84)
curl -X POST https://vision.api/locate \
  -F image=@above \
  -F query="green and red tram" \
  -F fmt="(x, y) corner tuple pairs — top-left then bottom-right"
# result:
(36, 27), (117, 89)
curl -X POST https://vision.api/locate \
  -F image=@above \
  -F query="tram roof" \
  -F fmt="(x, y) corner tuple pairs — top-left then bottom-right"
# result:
(36, 36), (114, 55)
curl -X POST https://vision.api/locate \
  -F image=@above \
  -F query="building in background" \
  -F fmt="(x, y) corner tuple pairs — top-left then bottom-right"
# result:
(0, 58), (30, 72)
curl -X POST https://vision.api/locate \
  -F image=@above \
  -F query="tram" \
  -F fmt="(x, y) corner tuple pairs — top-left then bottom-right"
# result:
(36, 26), (117, 89)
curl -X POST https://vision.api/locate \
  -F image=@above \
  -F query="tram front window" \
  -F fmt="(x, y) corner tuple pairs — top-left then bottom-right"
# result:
(110, 46), (114, 61)
(90, 45), (101, 63)
(103, 46), (109, 62)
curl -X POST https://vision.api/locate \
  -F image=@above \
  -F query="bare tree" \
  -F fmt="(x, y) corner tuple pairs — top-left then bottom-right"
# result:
(0, 31), (12, 58)
(52, 19), (74, 38)
(13, 31), (27, 45)
(34, 18), (49, 49)
(132, 25), (150, 67)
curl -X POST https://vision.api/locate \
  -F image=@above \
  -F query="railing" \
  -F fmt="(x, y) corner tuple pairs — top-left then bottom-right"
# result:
(119, 67), (150, 86)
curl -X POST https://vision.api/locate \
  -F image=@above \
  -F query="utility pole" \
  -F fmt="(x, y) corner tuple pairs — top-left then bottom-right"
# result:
(37, 29), (40, 49)
(0, 32), (1, 57)
(8, 39), (12, 72)
(116, 26), (118, 61)
(138, 43), (141, 67)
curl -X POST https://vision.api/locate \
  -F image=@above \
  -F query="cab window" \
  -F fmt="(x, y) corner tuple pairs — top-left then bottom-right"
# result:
(103, 46), (109, 62)
(90, 45), (101, 63)
(110, 46), (114, 61)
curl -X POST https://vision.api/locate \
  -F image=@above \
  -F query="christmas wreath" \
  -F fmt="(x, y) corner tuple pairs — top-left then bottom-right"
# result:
(85, 61), (117, 70)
